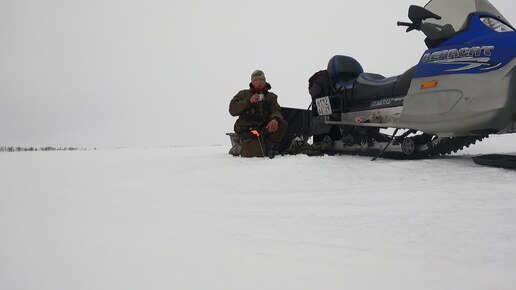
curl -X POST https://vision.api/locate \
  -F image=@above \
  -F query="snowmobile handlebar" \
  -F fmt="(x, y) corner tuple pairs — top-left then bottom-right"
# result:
(397, 21), (413, 27)
(398, 5), (442, 33)
(397, 21), (419, 32)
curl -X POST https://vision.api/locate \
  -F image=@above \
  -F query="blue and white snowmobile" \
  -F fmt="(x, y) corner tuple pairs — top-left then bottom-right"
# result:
(292, 0), (516, 159)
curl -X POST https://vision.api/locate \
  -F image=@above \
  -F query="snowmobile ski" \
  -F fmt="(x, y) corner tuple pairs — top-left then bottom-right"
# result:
(473, 154), (516, 170)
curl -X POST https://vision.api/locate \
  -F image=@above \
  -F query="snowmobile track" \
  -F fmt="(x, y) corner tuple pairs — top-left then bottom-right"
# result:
(369, 135), (487, 160)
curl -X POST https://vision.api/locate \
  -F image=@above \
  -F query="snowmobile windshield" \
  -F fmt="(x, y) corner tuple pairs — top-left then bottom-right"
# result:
(423, 0), (511, 32)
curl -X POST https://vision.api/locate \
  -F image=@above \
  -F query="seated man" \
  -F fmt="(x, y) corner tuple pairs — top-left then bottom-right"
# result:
(229, 70), (288, 157)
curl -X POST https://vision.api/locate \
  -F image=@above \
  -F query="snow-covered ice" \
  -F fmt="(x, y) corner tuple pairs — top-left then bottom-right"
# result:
(1, 135), (516, 290)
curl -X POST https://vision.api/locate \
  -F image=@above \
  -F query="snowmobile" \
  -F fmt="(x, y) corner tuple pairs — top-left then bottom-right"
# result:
(287, 0), (516, 160)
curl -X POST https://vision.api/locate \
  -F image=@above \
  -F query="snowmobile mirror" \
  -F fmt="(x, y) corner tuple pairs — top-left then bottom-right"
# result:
(408, 5), (441, 24)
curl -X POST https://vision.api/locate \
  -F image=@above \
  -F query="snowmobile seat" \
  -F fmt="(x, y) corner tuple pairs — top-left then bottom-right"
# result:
(327, 55), (363, 91)
(352, 73), (400, 102)
(357, 73), (399, 86)
(351, 65), (416, 102)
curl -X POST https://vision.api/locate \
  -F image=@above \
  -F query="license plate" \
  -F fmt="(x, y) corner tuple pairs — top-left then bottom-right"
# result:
(316, 96), (332, 115)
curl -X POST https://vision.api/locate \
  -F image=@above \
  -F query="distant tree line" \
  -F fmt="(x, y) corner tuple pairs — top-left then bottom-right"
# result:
(0, 146), (94, 152)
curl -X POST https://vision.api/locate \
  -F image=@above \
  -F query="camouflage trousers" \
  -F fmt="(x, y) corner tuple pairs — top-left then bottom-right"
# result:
(237, 119), (288, 158)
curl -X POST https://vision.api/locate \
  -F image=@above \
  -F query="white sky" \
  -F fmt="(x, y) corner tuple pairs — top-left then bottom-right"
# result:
(1, 0), (515, 147)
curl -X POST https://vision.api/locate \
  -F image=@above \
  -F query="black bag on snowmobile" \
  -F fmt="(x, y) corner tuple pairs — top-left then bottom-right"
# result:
(308, 70), (332, 100)
(308, 70), (333, 117)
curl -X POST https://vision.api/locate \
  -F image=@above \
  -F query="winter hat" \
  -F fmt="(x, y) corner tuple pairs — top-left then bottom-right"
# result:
(251, 70), (266, 81)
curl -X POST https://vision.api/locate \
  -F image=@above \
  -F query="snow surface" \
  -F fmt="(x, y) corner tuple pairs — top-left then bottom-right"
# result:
(1, 135), (516, 290)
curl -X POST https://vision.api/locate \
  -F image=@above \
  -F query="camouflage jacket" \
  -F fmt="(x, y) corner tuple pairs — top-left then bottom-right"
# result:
(229, 83), (283, 134)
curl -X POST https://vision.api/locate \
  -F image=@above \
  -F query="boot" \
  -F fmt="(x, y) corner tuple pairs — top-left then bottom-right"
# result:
(265, 140), (280, 159)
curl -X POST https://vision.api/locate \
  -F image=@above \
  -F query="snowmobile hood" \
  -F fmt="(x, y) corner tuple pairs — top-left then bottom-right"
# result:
(423, 0), (511, 32)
